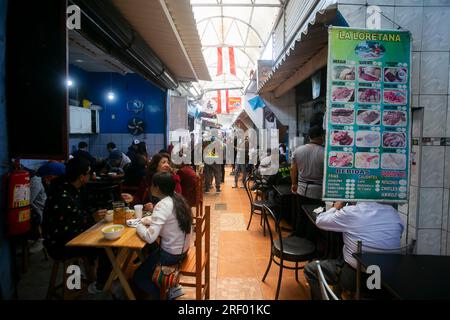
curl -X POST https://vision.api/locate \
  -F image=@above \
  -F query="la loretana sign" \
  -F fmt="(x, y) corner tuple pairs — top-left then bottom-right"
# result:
(67, 5), (81, 30)
(323, 27), (411, 203)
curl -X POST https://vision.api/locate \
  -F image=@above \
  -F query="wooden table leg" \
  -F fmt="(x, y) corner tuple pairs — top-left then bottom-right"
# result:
(104, 248), (129, 291)
(104, 248), (136, 300)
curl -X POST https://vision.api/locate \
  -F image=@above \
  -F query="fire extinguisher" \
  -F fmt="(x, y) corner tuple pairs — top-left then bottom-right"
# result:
(2, 159), (32, 236)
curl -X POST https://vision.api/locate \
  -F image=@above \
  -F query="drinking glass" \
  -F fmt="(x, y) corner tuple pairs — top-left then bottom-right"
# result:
(112, 201), (126, 225)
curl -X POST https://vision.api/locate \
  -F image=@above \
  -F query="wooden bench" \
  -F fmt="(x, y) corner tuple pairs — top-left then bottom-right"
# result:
(179, 205), (210, 300)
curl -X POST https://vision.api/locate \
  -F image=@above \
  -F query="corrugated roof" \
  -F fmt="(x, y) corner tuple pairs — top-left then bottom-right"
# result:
(112, 0), (211, 82)
(257, 4), (339, 95)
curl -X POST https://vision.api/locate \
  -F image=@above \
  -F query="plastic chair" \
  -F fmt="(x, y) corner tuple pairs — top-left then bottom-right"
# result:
(316, 260), (339, 300)
(354, 239), (416, 300)
(261, 205), (316, 299)
(244, 175), (277, 235)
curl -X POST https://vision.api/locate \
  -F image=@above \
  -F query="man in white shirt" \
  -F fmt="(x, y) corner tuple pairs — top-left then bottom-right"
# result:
(304, 201), (404, 300)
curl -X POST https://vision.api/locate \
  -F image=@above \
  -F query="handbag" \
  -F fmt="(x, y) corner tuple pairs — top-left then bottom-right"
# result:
(151, 235), (186, 299)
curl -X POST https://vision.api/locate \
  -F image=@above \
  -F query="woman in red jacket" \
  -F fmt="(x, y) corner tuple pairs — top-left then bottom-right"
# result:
(135, 153), (182, 204)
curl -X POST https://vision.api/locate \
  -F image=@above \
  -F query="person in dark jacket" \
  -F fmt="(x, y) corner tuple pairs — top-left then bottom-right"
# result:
(72, 142), (97, 172)
(42, 157), (111, 293)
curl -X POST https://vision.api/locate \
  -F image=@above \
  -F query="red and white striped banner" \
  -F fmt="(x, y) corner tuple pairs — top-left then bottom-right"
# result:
(217, 47), (236, 76)
(215, 89), (241, 114)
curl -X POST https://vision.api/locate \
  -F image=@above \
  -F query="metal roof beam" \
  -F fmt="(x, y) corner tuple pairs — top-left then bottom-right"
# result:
(197, 16), (265, 45)
(192, 4), (282, 8)
(202, 45), (262, 48)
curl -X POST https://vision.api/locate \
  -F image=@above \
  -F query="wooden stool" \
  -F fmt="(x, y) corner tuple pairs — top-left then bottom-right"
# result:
(47, 256), (89, 300)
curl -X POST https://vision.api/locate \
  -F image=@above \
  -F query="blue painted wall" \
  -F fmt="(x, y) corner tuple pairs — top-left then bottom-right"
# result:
(69, 65), (166, 134)
(0, 0), (13, 300)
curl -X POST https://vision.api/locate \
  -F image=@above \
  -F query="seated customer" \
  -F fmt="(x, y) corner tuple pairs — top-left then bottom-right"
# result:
(135, 153), (182, 204)
(133, 172), (192, 299)
(42, 157), (111, 293)
(176, 163), (197, 207)
(72, 142), (97, 172)
(304, 201), (404, 300)
(37, 161), (66, 191)
(106, 142), (131, 171)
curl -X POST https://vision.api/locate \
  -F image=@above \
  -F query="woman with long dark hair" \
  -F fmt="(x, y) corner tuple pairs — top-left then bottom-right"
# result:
(133, 172), (192, 299)
(135, 153), (182, 203)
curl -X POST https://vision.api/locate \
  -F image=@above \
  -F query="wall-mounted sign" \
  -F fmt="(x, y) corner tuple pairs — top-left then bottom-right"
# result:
(323, 27), (411, 203)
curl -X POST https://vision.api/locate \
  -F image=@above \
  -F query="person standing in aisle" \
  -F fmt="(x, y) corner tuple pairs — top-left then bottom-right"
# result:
(290, 125), (325, 237)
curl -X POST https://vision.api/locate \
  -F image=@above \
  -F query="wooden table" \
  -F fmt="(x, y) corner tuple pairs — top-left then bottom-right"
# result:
(66, 220), (146, 300)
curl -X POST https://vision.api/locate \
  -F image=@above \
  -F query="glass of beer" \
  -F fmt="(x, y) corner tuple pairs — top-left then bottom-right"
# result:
(112, 201), (126, 225)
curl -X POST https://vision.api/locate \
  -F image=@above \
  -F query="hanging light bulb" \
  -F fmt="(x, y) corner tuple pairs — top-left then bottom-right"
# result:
(107, 72), (115, 101)
(66, 79), (73, 87)
(107, 91), (115, 101)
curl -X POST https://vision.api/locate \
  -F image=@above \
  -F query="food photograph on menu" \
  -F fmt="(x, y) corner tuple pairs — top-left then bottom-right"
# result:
(330, 108), (355, 124)
(332, 65), (356, 81)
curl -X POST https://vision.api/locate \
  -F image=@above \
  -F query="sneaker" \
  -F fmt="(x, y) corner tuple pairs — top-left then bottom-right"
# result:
(29, 239), (44, 254)
(88, 281), (103, 295)
(216, 187), (221, 193)
(232, 184), (237, 188)
(168, 285), (184, 300)
(204, 188), (211, 193)
(240, 185), (245, 189)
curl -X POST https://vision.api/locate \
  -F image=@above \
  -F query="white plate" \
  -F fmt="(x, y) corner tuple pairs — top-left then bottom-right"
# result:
(126, 219), (141, 228)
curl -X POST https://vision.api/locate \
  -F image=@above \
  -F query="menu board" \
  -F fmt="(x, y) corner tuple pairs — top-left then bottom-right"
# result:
(323, 27), (411, 203)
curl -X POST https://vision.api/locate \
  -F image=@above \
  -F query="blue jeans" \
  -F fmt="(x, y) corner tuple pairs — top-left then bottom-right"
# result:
(132, 243), (185, 299)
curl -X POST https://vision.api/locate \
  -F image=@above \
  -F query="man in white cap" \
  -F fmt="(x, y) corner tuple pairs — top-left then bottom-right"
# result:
(127, 139), (140, 163)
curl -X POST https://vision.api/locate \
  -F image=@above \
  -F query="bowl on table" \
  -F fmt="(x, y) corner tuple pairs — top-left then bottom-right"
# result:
(101, 224), (124, 240)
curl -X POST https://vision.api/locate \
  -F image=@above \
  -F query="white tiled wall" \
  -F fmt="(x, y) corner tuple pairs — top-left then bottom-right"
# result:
(418, 187), (443, 229)
(420, 95), (447, 137)
(417, 229), (441, 255)
(422, 6), (450, 51)
(409, 186), (419, 228)
(441, 230), (447, 255)
(420, 146), (445, 187)
(394, 6), (423, 51)
(442, 189), (449, 232)
(447, 231), (450, 255)
(88, 133), (165, 158)
(420, 52), (449, 95)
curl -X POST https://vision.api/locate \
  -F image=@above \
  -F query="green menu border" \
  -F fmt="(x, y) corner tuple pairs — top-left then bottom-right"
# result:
(322, 26), (412, 203)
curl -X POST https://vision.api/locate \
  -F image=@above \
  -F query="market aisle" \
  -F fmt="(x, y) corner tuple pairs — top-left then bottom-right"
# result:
(181, 167), (311, 300)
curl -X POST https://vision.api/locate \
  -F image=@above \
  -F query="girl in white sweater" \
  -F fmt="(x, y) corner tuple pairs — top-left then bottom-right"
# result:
(132, 172), (192, 299)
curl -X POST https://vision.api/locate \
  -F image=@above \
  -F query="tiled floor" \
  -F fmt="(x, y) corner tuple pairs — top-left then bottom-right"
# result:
(180, 167), (311, 300)
(15, 167), (311, 300)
